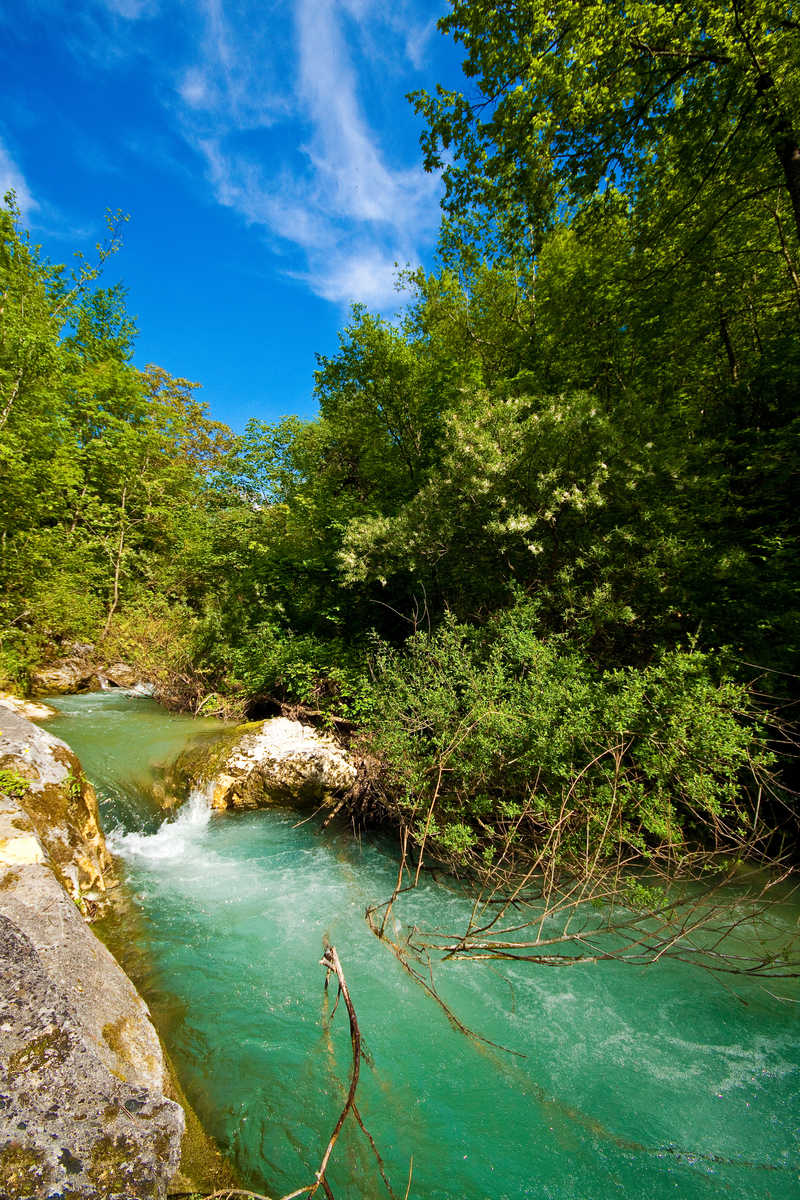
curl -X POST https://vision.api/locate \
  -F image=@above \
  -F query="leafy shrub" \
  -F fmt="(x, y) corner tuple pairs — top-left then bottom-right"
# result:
(0, 627), (45, 692)
(102, 593), (198, 681)
(203, 618), (378, 723)
(364, 600), (772, 869)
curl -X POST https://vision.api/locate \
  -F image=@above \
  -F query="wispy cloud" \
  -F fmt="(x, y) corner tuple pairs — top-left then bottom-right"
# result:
(0, 137), (37, 215)
(176, 0), (440, 307)
(176, 0), (290, 133)
(29, 0), (442, 309)
(295, 0), (431, 228)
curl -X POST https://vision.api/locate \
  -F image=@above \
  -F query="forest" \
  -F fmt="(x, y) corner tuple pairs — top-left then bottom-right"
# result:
(1, 0), (798, 885)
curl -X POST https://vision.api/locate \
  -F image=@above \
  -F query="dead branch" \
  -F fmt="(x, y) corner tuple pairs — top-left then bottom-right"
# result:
(290, 938), (403, 1200)
(365, 901), (525, 1058)
(306, 940), (362, 1198)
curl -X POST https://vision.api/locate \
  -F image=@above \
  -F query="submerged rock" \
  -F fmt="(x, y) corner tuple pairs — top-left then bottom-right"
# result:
(175, 716), (357, 811)
(0, 706), (186, 1198)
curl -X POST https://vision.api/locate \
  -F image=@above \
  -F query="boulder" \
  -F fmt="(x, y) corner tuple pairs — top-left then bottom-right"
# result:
(0, 708), (186, 1198)
(102, 663), (140, 689)
(128, 681), (155, 698)
(0, 916), (183, 1199)
(31, 661), (96, 695)
(176, 716), (357, 811)
(0, 704), (112, 905)
(0, 693), (57, 722)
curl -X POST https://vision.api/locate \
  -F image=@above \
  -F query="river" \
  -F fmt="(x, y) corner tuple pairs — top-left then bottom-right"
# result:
(48, 691), (799, 1200)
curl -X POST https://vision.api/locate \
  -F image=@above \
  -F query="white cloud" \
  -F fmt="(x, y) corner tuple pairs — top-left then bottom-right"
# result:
(292, 245), (414, 309)
(397, 13), (438, 70)
(50, 0), (440, 307)
(175, 0), (288, 133)
(0, 139), (37, 215)
(295, 0), (434, 228)
(180, 0), (440, 306)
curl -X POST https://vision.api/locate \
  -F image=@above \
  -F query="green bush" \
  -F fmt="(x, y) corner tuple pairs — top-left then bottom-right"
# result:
(364, 600), (772, 869)
(201, 617), (378, 723)
(0, 627), (45, 692)
(102, 593), (198, 680)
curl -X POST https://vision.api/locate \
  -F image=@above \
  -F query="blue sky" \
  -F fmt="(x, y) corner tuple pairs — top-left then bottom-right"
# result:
(0, 0), (461, 429)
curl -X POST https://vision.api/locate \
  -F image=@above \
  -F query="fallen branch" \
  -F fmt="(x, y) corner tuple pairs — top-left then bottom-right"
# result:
(307, 940), (362, 1198)
(365, 901), (524, 1058)
(200, 940), (405, 1200)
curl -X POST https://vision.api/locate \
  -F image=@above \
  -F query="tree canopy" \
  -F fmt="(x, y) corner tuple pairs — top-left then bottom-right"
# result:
(413, 0), (800, 257)
(1, 0), (798, 879)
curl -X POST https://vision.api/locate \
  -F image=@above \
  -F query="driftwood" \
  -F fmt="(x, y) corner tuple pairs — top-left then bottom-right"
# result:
(198, 939), (407, 1200)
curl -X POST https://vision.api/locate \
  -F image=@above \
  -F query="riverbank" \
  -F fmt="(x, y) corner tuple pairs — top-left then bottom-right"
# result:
(0, 698), (233, 1197)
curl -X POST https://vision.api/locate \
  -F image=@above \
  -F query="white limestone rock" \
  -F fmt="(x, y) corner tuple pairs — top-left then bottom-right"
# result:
(189, 716), (357, 811)
(0, 691), (57, 721)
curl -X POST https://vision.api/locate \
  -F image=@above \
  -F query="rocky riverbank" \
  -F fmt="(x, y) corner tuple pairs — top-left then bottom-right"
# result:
(0, 703), (184, 1199)
(29, 645), (154, 700)
(0, 685), (362, 1198)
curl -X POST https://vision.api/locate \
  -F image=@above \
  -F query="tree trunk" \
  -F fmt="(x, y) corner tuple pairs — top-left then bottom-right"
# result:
(718, 311), (739, 382)
(772, 128), (800, 248)
(0, 368), (23, 434)
(753, 71), (800, 246)
(770, 202), (800, 315)
(103, 487), (127, 638)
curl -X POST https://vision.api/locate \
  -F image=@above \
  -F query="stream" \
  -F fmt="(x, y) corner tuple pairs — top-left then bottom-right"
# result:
(48, 691), (799, 1200)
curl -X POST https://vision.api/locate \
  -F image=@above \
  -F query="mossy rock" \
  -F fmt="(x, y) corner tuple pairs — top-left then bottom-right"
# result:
(158, 723), (266, 810)
(160, 718), (357, 812)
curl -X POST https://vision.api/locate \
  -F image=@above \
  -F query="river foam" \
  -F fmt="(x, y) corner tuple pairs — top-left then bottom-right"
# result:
(108, 783), (214, 862)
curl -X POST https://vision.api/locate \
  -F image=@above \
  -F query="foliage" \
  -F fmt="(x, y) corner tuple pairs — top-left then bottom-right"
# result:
(413, 0), (800, 259)
(0, 769), (31, 801)
(0, 197), (233, 682)
(363, 601), (773, 866)
(1, 0), (798, 883)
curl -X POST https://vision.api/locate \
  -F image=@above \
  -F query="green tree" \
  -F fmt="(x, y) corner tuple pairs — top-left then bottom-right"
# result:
(414, 0), (800, 255)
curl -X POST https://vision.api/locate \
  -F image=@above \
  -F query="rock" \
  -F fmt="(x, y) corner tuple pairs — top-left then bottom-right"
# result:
(178, 716), (357, 811)
(0, 693), (57, 721)
(0, 709), (186, 1197)
(102, 663), (140, 689)
(31, 661), (96, 695)
(0, 846), (163, 1093)
(0, 704), (112, 905)
(128, 681), (155, 698)
(31, 652), (154, 698)
(0, 916), (183, 1199)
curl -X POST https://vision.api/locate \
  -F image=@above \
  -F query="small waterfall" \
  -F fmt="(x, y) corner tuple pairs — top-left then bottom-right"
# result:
(109, 782), (215, 862)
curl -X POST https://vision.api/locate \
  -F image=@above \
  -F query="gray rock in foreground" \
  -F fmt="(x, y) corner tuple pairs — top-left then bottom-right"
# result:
(0, 706), (186, 1198)
(0, 917), (183, 1199)
(0, 849), (165, 1096)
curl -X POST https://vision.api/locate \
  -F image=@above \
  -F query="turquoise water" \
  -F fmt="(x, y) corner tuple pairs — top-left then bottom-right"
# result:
(49, 692), (799, 1199)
